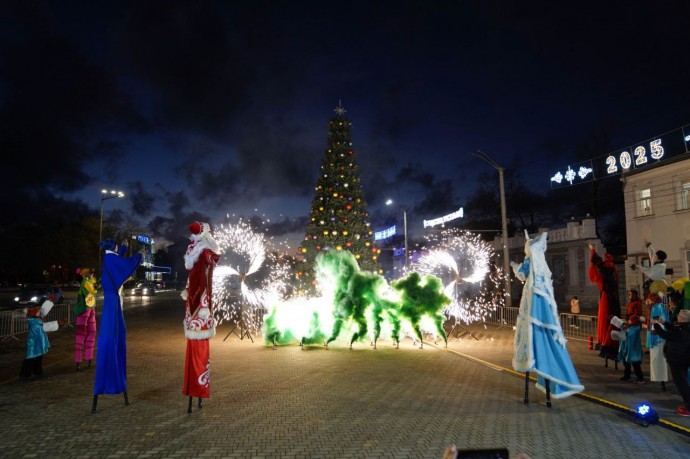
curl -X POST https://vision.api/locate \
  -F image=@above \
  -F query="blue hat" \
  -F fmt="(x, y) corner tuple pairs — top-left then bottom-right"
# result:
(100, 238), (116, 251)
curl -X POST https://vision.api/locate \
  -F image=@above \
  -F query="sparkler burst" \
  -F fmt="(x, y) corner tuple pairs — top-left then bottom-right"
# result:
(212, 217), (291, 336)
(414, 228), (505, 325)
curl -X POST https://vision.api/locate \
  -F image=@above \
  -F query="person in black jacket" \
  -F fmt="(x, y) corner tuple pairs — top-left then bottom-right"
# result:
(653, 309), (690, 417)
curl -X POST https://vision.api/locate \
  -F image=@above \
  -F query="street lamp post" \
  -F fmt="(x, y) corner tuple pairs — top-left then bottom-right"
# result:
(471, 150), (512, 307)
(98, 189), (125, 268)
(386, 199), (408, 268)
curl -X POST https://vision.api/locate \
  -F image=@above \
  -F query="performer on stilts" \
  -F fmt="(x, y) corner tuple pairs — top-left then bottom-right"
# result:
(92, 238), (142, 413)
(588, 242), (622, 360)
(511, 231), (584, 406)
(74, 267), (98, 371)
(181, 221), (221, 414)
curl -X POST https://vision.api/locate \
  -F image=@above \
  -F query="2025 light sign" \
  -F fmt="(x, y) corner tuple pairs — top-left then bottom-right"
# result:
(550, 124), (690, 188)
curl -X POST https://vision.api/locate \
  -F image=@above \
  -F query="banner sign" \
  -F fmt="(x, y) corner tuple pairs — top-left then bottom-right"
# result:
(375, 225), (397, 241)
(423, 207), (464, 228)
(550, 124), (690, 188)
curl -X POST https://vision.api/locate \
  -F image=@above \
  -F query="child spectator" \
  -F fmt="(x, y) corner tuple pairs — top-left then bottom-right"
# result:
(19, 296), (60, 380)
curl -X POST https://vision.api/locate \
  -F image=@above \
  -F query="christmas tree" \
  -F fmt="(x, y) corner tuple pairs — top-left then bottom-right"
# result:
(297, 102), (381, 290)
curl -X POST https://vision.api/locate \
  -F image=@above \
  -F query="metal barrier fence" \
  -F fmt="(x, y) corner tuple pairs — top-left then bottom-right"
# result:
(0, 303), (76, 342)
(482, 306), (603, 342)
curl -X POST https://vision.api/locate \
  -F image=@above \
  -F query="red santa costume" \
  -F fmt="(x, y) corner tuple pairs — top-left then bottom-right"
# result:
(182, 221), (221, 403)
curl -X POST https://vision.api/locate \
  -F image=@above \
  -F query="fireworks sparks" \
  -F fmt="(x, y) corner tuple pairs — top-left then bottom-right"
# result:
(414, 228), (505, 325)
(212, 217), (291, 336)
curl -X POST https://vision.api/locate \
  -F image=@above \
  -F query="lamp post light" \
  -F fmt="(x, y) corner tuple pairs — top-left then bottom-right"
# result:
(471, 150), (512, 307)
(386, 199), (408, 268)
(98, 189), (125, 268)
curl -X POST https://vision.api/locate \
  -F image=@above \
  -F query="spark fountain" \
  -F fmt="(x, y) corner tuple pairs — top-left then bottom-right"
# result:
(414, 228), (505, 339)
(212, 217), (291, 341)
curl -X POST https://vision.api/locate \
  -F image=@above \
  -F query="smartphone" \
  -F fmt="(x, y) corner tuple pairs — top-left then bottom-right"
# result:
(456, 448), (510, 459)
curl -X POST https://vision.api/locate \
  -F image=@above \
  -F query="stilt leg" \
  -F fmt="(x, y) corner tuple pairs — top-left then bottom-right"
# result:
(88, 360), (92, 369)
(187, 396), (193, 414)
(198, 398), (203, 409)
(545, 379), (552, 408)
(91, 395), (98, 414)
(76, 362), (81, 371)
(662, 381), (666, 392)
(123, 392), (129, 406)
(523, 372), (529, 404)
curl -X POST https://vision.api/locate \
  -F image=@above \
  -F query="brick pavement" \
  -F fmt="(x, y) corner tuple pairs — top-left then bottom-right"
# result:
(1, 293), (689, 458)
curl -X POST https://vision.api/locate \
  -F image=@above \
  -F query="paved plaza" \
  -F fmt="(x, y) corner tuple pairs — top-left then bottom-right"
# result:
(1, 293), (690, 458)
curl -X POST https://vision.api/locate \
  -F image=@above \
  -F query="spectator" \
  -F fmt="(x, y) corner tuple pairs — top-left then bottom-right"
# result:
(653, 309), (690, 417)
(646, 292), (669, 386)
(667, 291), (683, 324)
(570, 296), (580, 328)
(611, 295), (645, 383)
(19, 297), (60, 380)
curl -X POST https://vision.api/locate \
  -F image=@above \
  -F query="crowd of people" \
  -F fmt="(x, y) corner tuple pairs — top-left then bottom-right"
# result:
(584, 239), (690, 418)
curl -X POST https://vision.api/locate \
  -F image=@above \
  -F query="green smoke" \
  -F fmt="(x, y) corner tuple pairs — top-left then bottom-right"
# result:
(322, 251), (383, 345)
(264, 251), (450, 347)
(391, 271), (450, 345)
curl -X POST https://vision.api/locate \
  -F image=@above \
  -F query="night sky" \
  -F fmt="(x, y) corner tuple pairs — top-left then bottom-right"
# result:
(2, 1), (689, 249)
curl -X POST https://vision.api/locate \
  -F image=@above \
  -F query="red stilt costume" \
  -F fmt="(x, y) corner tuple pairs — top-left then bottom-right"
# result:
(588, 244), (621, 359)
(182, 221), (220, 402)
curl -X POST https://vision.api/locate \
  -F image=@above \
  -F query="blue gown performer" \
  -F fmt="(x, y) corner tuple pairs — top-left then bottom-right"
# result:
(92, 238), (142, 413)
(511, 231), (584, 404)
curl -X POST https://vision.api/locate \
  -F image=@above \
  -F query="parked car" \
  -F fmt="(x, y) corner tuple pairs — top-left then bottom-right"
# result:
(130, 282), (156, 296)
(14, 285), (65, 305)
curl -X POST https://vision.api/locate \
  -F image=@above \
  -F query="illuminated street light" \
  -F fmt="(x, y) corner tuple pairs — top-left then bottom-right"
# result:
(471, 150), (512, 307)
(386, 199), (408, 268)
(99, 189), (125, 268)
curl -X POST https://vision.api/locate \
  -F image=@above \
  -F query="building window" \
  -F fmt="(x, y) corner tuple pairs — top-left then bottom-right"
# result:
(638, 188), (652, 216)
(678, 179), (690, 211)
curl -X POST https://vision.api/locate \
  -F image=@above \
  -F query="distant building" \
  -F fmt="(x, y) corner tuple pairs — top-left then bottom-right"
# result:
(622, 155), (690, 293)
(493, 216), (621, 312)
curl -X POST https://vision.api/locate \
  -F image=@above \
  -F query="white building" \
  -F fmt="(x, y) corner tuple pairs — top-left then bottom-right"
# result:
(622, 155), (690, 292)
(493, 216), (614, 311)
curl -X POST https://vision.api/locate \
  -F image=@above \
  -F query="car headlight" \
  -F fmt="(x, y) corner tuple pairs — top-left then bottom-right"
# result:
(31, 296), (39, 302)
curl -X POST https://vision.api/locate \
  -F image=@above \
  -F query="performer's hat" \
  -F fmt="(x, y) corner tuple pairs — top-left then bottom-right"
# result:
(100, 238), (116, 251)
(610, 316), (626, 329)
(189, 221), (211, 242)
(189, 221), (210, 236)
(647, 292), (662, 303)
(611, 330), (626, 342)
